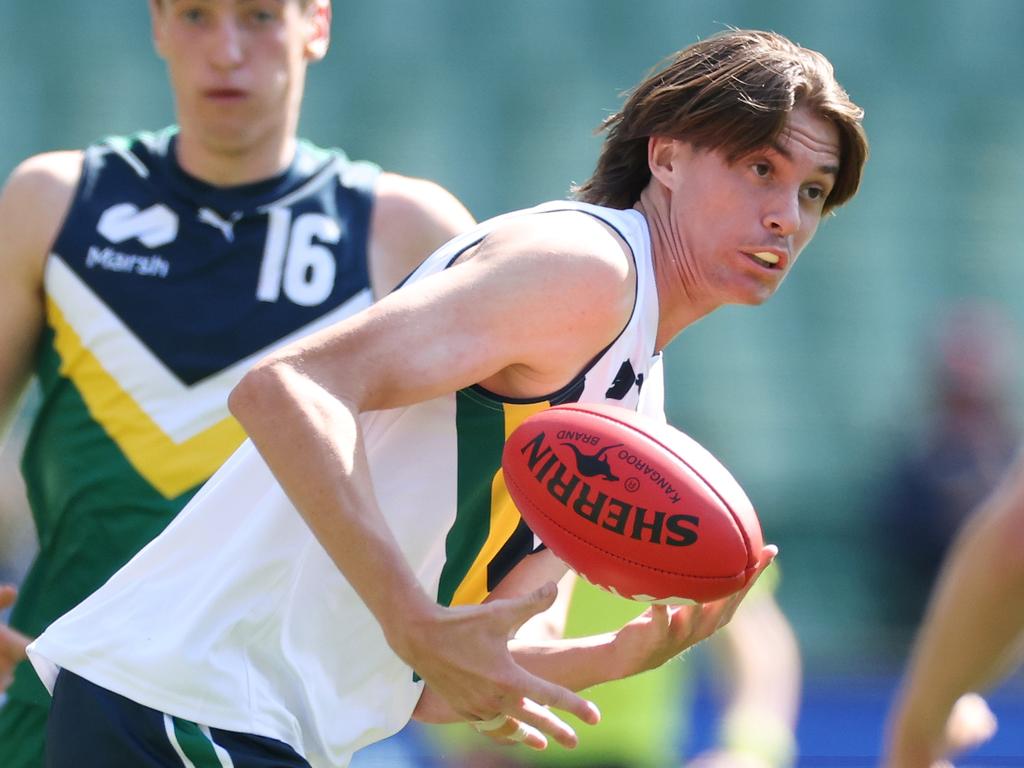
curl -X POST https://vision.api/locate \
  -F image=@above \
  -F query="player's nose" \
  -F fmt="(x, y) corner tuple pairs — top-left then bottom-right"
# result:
(762, 191), (800, 237)
(209, 18), (245, 69)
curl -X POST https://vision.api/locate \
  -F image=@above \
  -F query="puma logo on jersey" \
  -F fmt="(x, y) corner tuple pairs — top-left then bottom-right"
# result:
(97, 203), (178, 248)
(198, 208), (243, 242)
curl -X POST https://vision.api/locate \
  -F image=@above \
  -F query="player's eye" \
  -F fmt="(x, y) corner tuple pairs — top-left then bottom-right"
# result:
(242, 3), (281, 25)
(801, 184), (831, 205)
(751, 161), (772, 178)
(248, 9), (276, 23)
(179, 6), (207, 24)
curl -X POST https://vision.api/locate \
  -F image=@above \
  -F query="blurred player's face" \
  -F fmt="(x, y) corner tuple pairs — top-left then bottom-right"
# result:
(653, 106), (840, 308)
(150, 0), (329, 166)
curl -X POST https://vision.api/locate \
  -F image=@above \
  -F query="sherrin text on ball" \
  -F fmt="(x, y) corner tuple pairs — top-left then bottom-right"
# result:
(501, 403), (763, 603)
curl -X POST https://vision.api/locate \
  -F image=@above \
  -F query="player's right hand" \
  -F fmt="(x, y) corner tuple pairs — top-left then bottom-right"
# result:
(611, 546), (777, 675)
(0, 585), (31, 692)
(884, 692), (998, 768)
(942, 693), (997, 757)
(395, 581), (600, 749)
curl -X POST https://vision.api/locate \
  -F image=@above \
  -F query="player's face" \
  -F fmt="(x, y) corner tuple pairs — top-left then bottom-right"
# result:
(151, 0), (328, 156)
(661, 107), (840, 307)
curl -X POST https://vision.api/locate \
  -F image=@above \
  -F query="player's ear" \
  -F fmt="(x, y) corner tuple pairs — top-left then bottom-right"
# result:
(150, 0), (168, 59)
(305, 0), (331, 62)
(648, 136), (684, 189)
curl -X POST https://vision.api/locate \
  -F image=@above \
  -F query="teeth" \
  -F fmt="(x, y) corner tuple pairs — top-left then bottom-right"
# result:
(753, 251), (780, 265)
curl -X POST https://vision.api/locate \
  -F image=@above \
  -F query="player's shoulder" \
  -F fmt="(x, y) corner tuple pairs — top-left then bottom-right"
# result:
(454, 205), (639, 351)
(2, 150), (84, 203)
(372, 172), (474, 243)
(0, 150), (84, 265)
(482, 205), (637, 292)
(368, 172), (476, 295)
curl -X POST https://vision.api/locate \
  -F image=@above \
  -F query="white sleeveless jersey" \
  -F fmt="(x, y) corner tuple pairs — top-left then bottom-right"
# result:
(28, 201), (664, 768)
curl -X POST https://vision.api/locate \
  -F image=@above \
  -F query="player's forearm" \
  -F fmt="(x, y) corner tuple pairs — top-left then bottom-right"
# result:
(229, 359), (436, 651)
(506, 612), (675, 694)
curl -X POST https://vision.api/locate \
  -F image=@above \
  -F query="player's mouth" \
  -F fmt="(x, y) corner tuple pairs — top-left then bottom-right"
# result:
(741, 249), (787, 271)
(204, 88), (249, 101)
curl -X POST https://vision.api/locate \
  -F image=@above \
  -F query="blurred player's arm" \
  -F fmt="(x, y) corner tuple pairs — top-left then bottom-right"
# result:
(884, 449), (1024, 767)
(0, 150), (82, 691)
(0, 151), (79, 432)
(367, 172), (475, 298)
(687, 588), (800, 768)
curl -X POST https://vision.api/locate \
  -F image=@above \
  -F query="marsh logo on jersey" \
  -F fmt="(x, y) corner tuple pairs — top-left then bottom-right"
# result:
(85, 246), (170, 278)
(98, 203), (178, 248)
(89, 203), (175, 278)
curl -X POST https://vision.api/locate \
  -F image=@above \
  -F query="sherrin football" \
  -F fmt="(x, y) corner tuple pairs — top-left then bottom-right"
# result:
(501, 403), (763, 604)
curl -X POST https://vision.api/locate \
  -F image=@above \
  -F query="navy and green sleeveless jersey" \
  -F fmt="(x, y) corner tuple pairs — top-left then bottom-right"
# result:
(8, 127), (381, 706)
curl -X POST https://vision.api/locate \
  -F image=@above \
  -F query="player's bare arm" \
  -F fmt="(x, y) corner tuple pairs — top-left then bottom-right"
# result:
(0, 150), (81, 691)
(0, 151), (81, 424)
(885, 451), (1024, 766)
(229, 210), (635, 739)
(367, 172), (475, 298)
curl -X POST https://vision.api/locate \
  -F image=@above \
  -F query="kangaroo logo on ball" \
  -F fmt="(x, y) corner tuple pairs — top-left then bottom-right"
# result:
(561, 442), (621, 481)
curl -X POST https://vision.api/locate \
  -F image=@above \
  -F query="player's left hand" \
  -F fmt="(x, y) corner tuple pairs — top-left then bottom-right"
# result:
(467, 711), (550, 750)
(398, 582), (599, 750)
(0, 585), (31, 692)
(612, 546), (777, 673)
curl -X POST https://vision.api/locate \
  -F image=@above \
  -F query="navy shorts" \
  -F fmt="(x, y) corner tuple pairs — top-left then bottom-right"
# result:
(46, 670), (311, 767)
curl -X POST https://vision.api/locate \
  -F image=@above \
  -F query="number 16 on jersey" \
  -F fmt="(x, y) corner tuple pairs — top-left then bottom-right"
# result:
(257, 208), (340, 307)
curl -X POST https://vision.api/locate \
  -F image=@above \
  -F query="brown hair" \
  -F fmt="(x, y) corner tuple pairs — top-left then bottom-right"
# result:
(154, 0), (315, 7)
(575, 29), (868, 213)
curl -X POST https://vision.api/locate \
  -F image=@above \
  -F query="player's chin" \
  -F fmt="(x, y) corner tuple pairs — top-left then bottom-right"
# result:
(730, 282), (780, 307)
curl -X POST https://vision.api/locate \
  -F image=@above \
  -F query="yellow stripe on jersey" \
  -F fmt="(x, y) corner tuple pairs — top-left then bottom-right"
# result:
(450, 400), (550, 606)
(47, 298), (247, 498)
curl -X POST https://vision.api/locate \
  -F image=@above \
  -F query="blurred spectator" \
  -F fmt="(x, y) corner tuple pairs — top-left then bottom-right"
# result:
(875, 301), (1021, 644)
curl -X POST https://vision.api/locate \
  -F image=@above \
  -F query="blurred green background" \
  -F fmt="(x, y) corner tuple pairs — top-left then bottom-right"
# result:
(3, 0), (1024, 710)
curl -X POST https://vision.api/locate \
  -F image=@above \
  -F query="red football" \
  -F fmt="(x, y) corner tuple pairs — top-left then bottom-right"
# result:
(501, 403), (763, 603)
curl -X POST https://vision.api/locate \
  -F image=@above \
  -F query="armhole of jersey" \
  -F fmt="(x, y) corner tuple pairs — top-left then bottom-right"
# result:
(390, 234), (488, 294)
(468, 206), (641, 407)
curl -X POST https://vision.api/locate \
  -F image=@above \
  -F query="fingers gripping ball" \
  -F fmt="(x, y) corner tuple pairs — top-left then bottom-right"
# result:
(501, 404), (763, 604)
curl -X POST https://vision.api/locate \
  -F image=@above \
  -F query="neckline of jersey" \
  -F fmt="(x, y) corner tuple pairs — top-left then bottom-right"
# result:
(159, 131), (331, 216)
